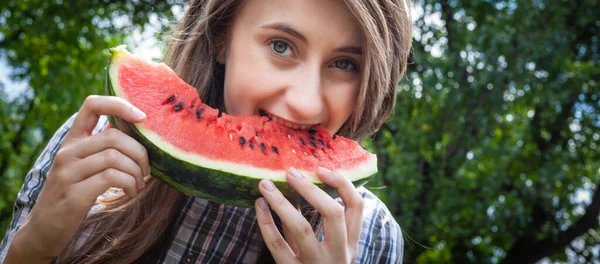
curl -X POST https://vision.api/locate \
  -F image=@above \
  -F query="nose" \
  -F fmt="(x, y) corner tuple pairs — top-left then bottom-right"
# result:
(284, 65), (324, 120)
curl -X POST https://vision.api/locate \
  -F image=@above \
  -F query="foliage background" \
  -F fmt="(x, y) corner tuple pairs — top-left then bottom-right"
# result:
(1, 0), (598, 263)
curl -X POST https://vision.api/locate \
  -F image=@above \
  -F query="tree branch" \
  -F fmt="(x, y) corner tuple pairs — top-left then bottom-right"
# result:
(372, 128), (393, 191)
(438, 0), (498, 179)
(501, 87), (584, 264)
(501, 181), (600, 263)
(412, 156), (432, 224)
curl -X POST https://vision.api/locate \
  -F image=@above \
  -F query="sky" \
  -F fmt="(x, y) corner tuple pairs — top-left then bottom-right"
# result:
(0, 56), (28, 101)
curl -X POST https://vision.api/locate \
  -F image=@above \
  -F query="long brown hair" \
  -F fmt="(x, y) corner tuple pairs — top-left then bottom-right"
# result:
(55, 0), (412, 263)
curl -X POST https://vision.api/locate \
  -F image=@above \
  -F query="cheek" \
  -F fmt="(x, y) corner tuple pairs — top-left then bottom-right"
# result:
(223, 43), (276, 115)
(324, 82), (360, 132)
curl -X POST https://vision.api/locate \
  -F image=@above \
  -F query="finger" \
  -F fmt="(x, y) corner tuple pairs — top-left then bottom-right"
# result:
(73, 127), (150, 177)
(286, 168), (347, 252)
(254, 198), (298, 263)
(69, 95), (146, 139)
(258, 179), (320, 257)
(69, 148), (144, 190)
(317, 167), (364, 248)
(73, 168), (138, 201)
(282, 217), (300, 255)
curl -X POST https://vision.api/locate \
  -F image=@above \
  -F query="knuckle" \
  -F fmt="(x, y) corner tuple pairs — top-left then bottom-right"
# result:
(100, 168), (117, 183)
(354, 195), (365, 211)
(297, 223), (314, 239)
(139, 144), (148, 159)
(49, 167), (67, 183)
(258, 216), (275, 226)
(125, 174), (137, 186)
(329, 205), (345, 220)
(103, 149), (120, 167)
(131, 166), (144, 179)
(104, 128), (121, 145)
(339, 176), (355, 189)
(272, 194), (288, 206)
(83, 95), (98, 108)
(269, 237), (288, 251)
(138, 145), (149, 165)
(305, 181), (319, 192)
(134, 164), (143, 177)
(54, 148), (69, 165)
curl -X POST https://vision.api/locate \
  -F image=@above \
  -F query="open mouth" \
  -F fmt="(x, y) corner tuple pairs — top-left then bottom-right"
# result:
(259, 109), (317, 130)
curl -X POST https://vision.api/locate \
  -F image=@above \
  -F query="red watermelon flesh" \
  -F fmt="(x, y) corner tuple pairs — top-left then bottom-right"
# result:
(106, 45), (377, 206)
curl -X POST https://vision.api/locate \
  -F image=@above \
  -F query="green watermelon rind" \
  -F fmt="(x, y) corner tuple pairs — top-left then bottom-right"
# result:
(103, 46), (375, 208)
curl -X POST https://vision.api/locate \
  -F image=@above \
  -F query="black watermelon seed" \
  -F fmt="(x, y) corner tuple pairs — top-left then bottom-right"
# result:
(308, 129), (317, 135)
(318, 139), (326, 147)
(310, 141), (317, 149)
(166, 95), (176, 103)
(310, 136), (316, 141)
(256, 131), (260, 137)
(259, 109), (268, 117)
(239, 137), (245, 147)
(271, 146), (279, 154)
(249, 140), (255, 149)
(174, 103), (183, 112)
(299, 138), (305, 145)
(196, 108), (204, 119)
(260, 143), (267, 153)
(312, 153), (318, 158)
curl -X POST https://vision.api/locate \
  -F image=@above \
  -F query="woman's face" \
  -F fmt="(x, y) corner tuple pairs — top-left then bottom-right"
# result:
(221, 0), (363, 134)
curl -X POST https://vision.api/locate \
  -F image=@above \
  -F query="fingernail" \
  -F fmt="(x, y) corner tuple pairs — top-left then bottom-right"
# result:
(288, 167), (303, 179)
(318, 167), (332, 174)
(261, 180), (275, 191)
(257, 198), (268, 211)
(131, 106), (146, 119)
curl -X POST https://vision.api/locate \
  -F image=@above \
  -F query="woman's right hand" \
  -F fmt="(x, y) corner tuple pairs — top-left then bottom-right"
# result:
(5, 95), (150, 263)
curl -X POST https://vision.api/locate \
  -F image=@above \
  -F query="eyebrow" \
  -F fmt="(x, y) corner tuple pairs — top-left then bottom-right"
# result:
(260, 22), (363, 56)
(261, 23), (308, 44)
(334, 46), (362, 55)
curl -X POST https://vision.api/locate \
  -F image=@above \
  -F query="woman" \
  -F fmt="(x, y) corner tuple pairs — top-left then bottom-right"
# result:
(1, 0), (412, 263)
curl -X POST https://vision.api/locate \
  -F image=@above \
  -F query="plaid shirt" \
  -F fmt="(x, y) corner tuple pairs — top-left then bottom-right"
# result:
(0, 115), (403, 263)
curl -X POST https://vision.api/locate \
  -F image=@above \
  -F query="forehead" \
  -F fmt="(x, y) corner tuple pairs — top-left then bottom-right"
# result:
(234, 0), (363, 46)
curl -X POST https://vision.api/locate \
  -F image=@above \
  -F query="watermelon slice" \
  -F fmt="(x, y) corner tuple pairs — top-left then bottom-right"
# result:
(104, 45), (377, 207)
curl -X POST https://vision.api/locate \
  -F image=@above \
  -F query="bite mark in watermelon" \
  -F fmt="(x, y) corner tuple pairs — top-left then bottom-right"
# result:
(104, 45), (377, 207)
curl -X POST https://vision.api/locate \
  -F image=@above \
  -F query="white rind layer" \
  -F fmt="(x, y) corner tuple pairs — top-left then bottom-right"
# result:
(137, 127), (377, 182)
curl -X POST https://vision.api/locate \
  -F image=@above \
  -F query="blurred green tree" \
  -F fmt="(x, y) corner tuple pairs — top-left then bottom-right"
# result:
(1, 0), (599, 263)
(0, 0), (178, 233)
(368, 0), (599, 263)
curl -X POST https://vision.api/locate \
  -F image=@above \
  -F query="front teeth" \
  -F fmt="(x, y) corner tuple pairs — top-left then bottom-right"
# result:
(267, 113), (311, 130)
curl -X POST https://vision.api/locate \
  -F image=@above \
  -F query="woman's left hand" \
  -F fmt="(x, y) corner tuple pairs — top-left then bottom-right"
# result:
(255, 167), (364, 264)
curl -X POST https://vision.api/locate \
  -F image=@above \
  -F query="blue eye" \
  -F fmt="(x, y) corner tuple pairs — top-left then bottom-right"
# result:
(270, 40), (292, 57)
(334, 59), (357, 71)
